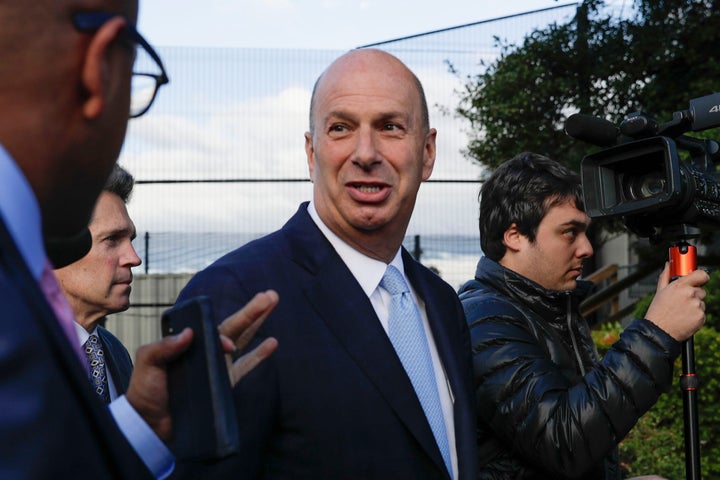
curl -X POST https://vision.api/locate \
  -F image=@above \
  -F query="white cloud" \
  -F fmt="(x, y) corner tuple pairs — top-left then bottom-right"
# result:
(121, 47), (484, 236)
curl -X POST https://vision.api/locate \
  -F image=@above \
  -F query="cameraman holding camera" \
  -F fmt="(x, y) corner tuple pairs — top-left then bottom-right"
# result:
(459, 152), (708, 479)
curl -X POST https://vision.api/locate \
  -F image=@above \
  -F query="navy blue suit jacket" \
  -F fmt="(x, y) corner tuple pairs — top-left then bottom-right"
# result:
(177, 203), (477, 479)
(98, 325), (133, 396)
(0, 219), (152, 479)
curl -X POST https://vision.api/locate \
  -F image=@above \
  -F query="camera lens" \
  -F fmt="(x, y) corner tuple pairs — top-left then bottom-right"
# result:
(625, 173), (667, 200)
(639, 174), (666, 197)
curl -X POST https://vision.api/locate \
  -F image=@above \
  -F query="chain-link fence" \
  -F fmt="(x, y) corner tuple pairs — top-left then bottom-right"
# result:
(108, 4), (581, 353)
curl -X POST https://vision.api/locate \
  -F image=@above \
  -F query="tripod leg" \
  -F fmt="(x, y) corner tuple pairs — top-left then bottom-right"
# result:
(669, 242), (701, 480)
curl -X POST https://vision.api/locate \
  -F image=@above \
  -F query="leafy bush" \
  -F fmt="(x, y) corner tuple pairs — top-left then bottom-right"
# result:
(592, 269), (720, 478)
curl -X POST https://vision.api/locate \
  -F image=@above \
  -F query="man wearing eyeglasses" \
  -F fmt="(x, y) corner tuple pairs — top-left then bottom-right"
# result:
(0, 1), (278, 478)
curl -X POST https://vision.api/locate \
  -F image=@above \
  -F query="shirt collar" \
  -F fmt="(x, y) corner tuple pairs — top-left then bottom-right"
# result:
(0, 143), (45, 280)
(75, 322), (96, 346)
(307, 201), (404, 298)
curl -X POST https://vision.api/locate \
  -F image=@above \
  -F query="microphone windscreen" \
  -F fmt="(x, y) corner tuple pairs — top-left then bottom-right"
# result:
(45, 228), (92, 269)
(565, 113), (619, 147)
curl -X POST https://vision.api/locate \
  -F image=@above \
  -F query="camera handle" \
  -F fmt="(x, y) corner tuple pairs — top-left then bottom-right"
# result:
(669, 241), (701, 480)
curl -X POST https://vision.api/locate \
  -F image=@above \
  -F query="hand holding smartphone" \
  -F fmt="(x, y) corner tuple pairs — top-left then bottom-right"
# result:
(161, 296), (239, 461)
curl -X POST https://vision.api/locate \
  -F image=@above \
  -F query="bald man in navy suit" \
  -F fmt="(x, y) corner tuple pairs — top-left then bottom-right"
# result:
(178, 49), (477, 479)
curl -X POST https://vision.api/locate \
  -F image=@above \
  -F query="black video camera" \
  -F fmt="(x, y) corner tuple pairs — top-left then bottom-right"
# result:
(566, 93), (720, 242)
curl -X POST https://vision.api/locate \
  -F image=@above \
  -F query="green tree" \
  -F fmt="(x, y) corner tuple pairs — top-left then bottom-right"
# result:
(455, 0), (720, 174)
(462, 1), (720, 475)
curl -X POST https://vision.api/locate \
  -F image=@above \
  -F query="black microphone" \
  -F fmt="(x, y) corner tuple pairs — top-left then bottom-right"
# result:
(688, 92), (720, 131)
(565, 113), (620, 147)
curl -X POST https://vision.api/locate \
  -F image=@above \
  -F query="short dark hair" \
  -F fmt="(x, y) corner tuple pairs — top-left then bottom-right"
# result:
(479, 152), (584, 261)
(103, 164), (134, 203)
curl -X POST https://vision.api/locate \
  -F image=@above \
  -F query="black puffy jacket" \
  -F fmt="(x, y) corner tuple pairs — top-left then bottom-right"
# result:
(458, 257), (681, 480)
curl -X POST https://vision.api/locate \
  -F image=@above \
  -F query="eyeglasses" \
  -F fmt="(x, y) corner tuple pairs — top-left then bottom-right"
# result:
(73, 12), (170, 118)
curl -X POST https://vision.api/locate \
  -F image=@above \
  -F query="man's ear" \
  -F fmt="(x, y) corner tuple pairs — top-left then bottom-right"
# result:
(503, 223), (524, 253)
(80, 16), (127, 119)
(421, 128), (437, 181)
(304, 131), (315, 181)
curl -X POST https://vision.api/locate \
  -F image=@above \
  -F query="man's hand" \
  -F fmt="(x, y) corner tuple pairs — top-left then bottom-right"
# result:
(219, 290), (279, 385)
(125, 290), (279, 441)
(126, 328), (194, 441)
(645, 262), (709, 342)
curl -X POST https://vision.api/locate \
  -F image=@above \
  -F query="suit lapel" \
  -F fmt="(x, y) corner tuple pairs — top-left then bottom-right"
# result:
(283, 206), (449, 476)
(0, 219), (91, 393)
(0, 218), (147, 476)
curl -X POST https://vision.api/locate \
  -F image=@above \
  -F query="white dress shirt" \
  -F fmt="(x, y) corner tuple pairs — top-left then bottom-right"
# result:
(308, 202), (458, 479)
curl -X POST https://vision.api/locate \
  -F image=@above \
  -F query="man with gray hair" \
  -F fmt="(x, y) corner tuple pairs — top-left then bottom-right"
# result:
(55, 164), (142, 403)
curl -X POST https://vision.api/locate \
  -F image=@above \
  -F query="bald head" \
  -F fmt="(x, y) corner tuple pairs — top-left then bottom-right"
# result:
(308, 49), (429, 136)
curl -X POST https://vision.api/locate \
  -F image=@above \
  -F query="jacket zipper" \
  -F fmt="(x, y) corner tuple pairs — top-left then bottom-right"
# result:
(566, 293), (586, 376)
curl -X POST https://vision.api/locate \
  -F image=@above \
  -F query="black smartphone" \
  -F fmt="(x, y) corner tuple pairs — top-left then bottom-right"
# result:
(161, 296), (239, 461)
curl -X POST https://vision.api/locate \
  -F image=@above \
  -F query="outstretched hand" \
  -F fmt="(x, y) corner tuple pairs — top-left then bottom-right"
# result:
(125, 290), (279, 441)
(218, 290), (279, 385)
(645, 262), (709, 342)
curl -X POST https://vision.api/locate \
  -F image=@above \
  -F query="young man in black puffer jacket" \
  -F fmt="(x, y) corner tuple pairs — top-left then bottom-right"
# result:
(459, 152), (709, 480)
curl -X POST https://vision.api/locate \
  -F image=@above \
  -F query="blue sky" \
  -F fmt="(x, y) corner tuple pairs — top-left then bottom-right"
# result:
(126, 1), (639, 282)
(138, 0), (577, 50)
(126, 0), (634, 251)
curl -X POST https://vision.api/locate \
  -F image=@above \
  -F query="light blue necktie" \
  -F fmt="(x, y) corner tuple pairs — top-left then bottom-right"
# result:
(381, 265), (452, 477)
